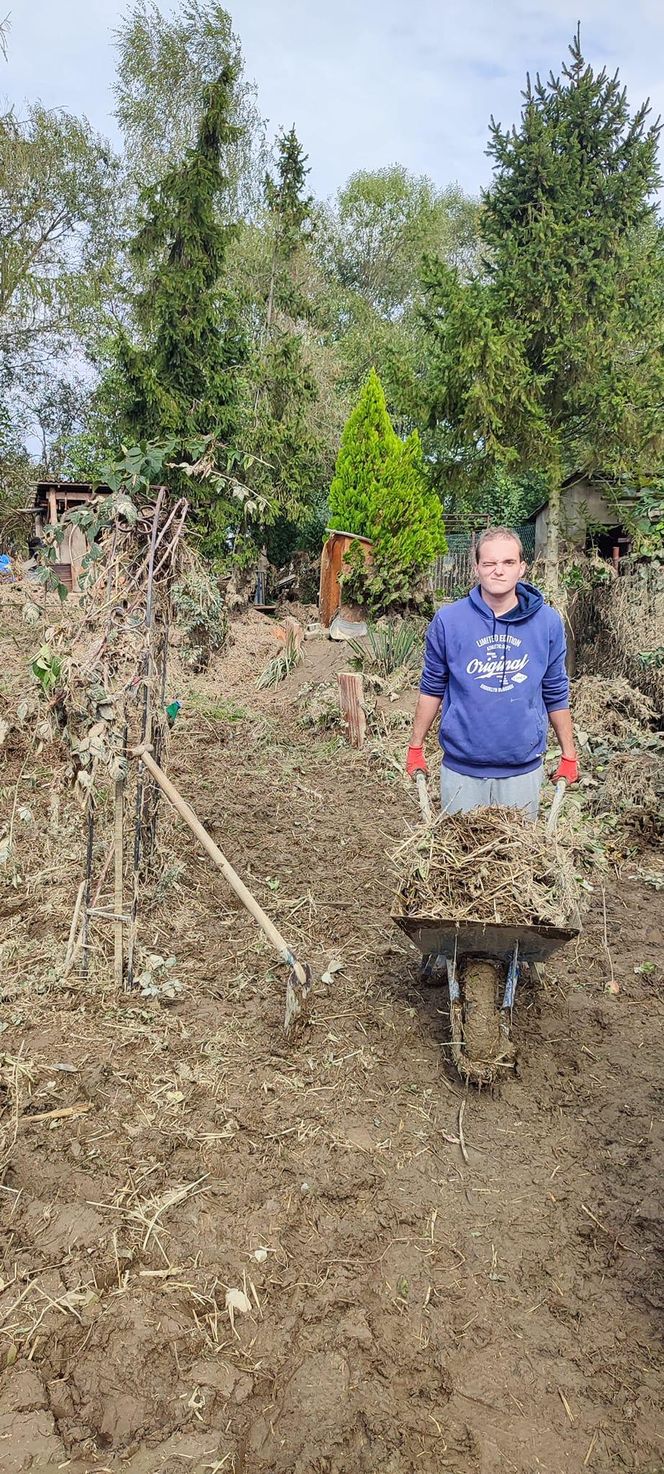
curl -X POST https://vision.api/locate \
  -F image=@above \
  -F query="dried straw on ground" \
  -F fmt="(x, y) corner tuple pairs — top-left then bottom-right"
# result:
(593, 748), (663, 813)
(393, 806), (577, 928)
(572, 675), (656, 739)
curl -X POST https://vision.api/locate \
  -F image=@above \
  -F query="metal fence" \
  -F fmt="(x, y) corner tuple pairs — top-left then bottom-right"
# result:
(431, 524), (536, 599)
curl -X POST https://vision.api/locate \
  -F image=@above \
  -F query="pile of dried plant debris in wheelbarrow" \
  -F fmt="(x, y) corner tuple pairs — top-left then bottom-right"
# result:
(393, 806), (579, 929)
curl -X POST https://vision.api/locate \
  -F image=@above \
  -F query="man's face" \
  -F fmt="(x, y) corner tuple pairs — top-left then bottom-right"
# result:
(476, 537), (526, 597)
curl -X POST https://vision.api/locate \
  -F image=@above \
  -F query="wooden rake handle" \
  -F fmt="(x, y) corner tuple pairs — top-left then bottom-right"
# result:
(546, 778), (567, 837)
(415, 770), (434, 824)
(132, 746), (307, 985)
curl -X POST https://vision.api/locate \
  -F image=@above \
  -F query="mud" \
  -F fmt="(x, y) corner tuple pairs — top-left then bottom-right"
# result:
(0, 601), (662, 1473)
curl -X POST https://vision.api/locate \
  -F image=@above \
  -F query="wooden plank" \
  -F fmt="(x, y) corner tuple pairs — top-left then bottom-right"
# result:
(337, 672), (366, 749)
(319, 532), (373, 628)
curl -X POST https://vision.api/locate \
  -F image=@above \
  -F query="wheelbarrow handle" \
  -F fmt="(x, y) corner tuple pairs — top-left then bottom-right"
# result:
(546, 778), (567, 836)
(415, 769), (434, 825)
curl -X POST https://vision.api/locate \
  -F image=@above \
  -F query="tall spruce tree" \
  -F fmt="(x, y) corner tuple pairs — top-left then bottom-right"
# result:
(245, 126), (326, 557)
(420, 31), (664, 588)
(115, 66), (247, 551)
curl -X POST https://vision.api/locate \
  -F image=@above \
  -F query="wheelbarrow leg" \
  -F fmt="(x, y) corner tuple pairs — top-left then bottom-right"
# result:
(498, 942), (519, 1052)
(445, 946), (460, 1003)
(501, 941), (520, 1012)
(445, 943), (466, 1075)
(420, 951), (447, 984)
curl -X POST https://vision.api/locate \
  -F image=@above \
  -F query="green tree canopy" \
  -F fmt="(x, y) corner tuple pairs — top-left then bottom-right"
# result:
(242, 126), (329, 561)
(419, 30), (664, 584)
(368, 430), (447, 607)
(317, 168), (480, 422)
(0, 98), (118, 446)
(114, 0), (264, 210)
(329, 369), (447, 608)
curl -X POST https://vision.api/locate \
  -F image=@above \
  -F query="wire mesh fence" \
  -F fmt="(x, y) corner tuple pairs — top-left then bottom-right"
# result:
(431, 524), (536, 599)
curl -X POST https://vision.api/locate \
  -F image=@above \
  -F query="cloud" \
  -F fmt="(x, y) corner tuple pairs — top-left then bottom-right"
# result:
(3, 0), (663, 200)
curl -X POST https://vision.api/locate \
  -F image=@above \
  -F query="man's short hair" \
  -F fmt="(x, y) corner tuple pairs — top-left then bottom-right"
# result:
(475, 526), (524, 562)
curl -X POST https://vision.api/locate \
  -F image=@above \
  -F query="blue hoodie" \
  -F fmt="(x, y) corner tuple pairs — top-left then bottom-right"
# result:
(420, 582), (569, 778)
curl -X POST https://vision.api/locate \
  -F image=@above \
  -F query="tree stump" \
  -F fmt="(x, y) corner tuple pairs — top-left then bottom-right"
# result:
(337, 672), (366, 749)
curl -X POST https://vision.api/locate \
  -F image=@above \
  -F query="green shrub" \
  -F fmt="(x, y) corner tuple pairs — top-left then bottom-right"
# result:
(369, 431), (447, 607)
(349, 621), (423, 678)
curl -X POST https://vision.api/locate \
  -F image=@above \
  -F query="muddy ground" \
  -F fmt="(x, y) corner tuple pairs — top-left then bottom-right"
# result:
(1, 596), (663, 1474)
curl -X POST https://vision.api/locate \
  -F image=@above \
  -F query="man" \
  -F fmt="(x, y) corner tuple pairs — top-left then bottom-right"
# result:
(406, 526), (578, 815)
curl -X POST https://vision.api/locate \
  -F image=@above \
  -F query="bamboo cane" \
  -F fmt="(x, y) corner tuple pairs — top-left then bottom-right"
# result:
(64, 882), (85, 971)
(113, 773), (124, 989)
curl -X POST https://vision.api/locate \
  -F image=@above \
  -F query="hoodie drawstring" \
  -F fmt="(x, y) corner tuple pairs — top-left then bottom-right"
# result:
(501, 626), (509, 688)
(492, 613), (509, 688)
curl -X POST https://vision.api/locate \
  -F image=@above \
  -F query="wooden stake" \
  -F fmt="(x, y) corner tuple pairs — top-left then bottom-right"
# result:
(113, 774), (124, 989)
(337, 672), (366, 749)
(64, 882), (85, 971)
(80, 801), (95, 979)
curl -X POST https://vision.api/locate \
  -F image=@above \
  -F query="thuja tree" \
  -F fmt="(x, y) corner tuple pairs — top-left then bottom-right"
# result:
(420, 31), (664, 590)
(330, 370), (446, 607)
(367, 430), (447, 608)
(114, 67), (249, 556)
(328, 367), (397, 535)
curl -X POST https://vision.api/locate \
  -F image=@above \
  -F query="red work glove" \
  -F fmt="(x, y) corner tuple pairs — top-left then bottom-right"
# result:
(552, 757), (579, 784)
(406, 745), (428, 778)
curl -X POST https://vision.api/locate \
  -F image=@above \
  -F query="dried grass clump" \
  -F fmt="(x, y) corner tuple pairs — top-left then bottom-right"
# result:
(393, 806), (577, 928)
(572, 675), (656, 738)
(298, 681), (342, 732)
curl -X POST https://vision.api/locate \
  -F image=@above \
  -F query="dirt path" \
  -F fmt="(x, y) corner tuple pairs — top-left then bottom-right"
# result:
(0, 609), (662, 1473)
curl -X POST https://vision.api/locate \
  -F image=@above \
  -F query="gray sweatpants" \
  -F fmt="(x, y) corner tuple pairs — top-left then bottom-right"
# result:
(440, 763), (544, 821)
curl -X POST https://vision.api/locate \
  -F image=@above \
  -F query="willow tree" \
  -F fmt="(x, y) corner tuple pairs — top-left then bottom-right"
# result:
(420, 30), (664, 589)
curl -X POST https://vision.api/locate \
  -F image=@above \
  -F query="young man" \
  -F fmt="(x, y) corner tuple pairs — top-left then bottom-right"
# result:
(407, 527), (578, 816)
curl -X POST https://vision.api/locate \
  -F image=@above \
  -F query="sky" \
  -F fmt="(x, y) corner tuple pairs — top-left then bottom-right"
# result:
(3, 0), (664, 199)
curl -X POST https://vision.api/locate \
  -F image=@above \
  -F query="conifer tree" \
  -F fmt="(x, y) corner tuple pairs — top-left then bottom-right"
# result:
(330, 371), (446, 607)
(420, 30), (664, 588)
(328, 367), (397, 535)
(115, 66), (247, 549)
(244, 125), (325, 557)
(370, 431), (447, 605)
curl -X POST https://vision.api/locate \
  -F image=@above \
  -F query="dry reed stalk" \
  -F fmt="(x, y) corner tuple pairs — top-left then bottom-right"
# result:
(393, 806), (577, 928)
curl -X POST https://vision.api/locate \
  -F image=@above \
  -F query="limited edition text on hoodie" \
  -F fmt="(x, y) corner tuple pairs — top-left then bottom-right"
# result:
(420, 582), (570, 779)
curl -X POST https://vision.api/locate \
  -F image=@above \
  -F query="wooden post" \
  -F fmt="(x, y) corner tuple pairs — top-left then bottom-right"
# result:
(114, 776), (124, 989)
(337, 672), (366, 749)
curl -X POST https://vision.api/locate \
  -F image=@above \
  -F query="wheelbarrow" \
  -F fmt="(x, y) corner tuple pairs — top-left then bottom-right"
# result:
(392, 776), (579, 1086)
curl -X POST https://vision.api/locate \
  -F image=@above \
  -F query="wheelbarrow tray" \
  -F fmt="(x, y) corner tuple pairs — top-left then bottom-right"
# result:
(393, 912), (579, 964)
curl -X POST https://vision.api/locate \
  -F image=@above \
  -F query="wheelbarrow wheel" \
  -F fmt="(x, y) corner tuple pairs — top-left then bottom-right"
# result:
(461, 957), (502, 1069)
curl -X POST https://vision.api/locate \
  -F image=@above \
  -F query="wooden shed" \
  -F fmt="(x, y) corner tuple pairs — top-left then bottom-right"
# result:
(531, 476), (635, 564)
(32, 480), (112, 591)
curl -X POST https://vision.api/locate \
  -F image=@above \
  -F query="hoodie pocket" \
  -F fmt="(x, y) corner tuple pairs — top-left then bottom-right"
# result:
(441, 693), (545, 767)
